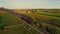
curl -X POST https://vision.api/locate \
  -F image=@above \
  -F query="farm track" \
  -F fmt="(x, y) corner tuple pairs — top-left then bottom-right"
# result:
(4, 23), (32, 33)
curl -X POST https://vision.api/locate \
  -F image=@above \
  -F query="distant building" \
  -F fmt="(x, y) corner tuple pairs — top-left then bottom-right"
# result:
(26, 10), (31, 13)
(26, 9), (36, 13)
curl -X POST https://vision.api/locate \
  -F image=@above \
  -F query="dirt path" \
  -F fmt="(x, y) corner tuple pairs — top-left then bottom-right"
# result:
(4, 24), (23, 28)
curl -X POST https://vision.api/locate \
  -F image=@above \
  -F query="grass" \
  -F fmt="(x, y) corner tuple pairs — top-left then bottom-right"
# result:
(0, 11), (22, 27)
(31, 13), (60, 20)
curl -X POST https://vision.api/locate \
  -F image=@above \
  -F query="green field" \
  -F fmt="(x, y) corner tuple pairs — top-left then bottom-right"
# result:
(0, 11), (22, 26)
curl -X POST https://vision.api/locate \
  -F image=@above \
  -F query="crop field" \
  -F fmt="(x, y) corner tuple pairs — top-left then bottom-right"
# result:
(0, 9), (60, 34)
(20, 10), (60, 34)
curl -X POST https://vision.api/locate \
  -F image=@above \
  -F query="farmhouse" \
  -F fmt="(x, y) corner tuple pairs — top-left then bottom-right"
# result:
(26, 9), (36, 13)
(26, 10), (31, 13)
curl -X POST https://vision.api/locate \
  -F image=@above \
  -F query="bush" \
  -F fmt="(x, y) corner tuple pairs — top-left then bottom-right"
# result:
(0, 26), (4, 30)
(0, 16), (3, 23)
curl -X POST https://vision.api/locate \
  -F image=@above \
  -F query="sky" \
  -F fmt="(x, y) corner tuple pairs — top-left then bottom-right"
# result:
(0, 0), (60, 9)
